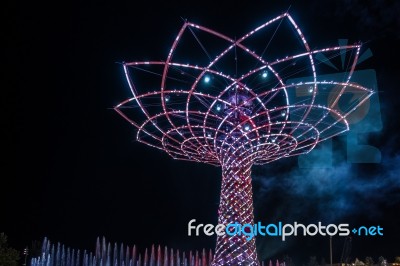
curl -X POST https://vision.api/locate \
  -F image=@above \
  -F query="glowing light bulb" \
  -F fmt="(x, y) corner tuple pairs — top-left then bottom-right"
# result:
(262, 71), (268, 78)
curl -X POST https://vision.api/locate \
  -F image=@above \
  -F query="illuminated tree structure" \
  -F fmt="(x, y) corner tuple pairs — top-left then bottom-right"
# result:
(114, 13), (373, 266)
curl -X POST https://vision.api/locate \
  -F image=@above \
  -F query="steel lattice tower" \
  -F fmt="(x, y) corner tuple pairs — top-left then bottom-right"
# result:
(114, 13), (373, 266)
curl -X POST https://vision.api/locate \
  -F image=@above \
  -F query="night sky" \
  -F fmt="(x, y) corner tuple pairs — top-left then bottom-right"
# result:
(5, 0), (400, 265)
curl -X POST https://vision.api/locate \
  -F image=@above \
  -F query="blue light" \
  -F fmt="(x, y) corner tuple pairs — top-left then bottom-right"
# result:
(262, 71), (268, 78)
(244, 124), (251, 131)
(216, 104), (222, 111)
(204, 75), (210, 83)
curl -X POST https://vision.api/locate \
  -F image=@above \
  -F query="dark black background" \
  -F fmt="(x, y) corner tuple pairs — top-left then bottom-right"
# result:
(4, 0), (400, 264)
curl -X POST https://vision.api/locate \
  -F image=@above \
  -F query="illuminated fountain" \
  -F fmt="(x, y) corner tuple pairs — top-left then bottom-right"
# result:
(30, 237), (284, 265)
(31, 237), (213, 266)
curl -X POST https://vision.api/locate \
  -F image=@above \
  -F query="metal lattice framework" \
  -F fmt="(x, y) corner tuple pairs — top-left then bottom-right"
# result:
(115, 12), (373, 266)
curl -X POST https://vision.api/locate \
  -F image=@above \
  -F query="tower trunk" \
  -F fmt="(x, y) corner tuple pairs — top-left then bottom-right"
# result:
(212, 158), (259, 265)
